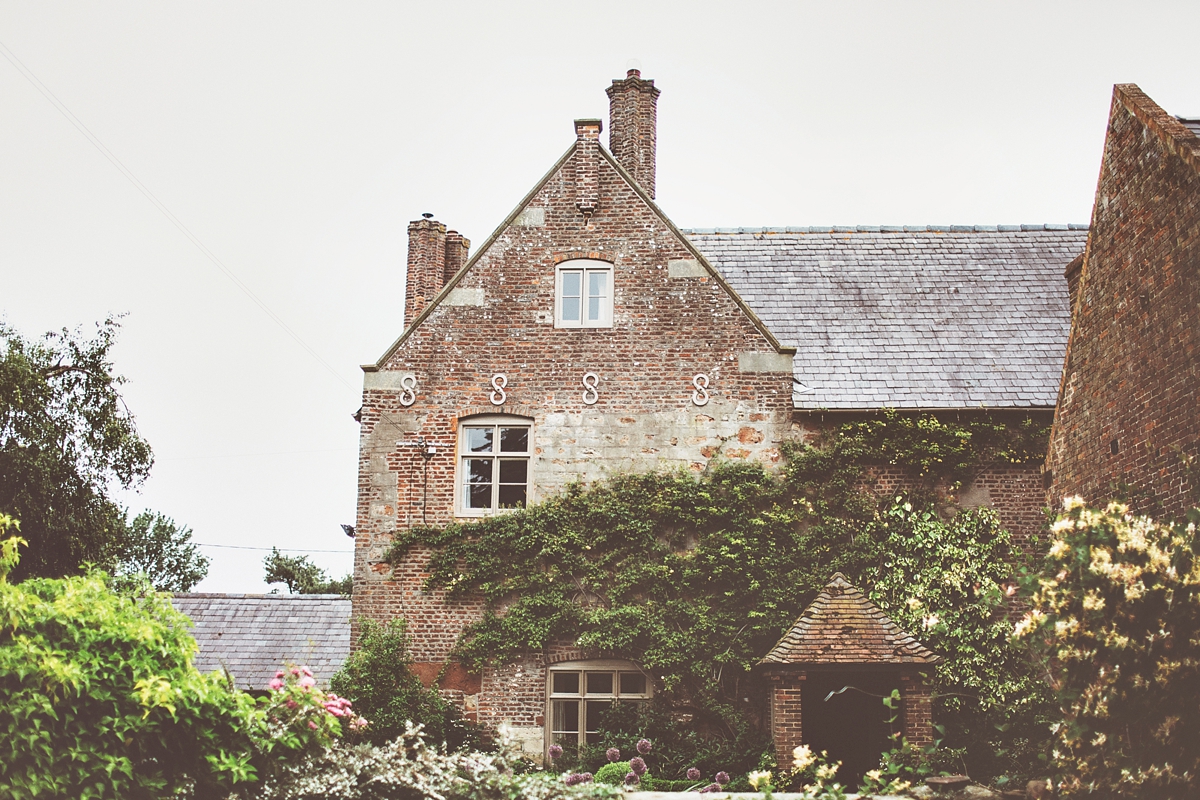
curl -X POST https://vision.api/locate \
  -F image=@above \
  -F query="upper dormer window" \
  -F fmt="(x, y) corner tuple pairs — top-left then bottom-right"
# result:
(555, 260), (613, 328)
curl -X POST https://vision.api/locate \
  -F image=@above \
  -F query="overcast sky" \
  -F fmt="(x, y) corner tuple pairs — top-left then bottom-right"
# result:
(2, 1), (1198, 592)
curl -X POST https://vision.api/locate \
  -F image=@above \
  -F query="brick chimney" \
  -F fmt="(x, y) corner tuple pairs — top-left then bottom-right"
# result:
(574, 119), (602, 217)
(444, 230), (470, 284)
(606, 68), (660, 199)
(405, 216), (447, 327)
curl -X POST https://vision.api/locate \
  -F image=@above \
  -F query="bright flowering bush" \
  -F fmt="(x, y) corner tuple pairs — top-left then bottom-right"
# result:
(1016, 499), (1200, 798)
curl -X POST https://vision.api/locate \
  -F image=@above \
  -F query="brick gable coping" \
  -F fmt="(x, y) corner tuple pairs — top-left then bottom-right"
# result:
(363, 139), (793, 373)
(759, 573), (939, 667)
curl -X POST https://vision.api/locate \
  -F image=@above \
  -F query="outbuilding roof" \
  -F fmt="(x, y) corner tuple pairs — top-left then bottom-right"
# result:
(171, 593), (351, 691)
(688, 227), (1088, 410)
(760, 573), (939, 667)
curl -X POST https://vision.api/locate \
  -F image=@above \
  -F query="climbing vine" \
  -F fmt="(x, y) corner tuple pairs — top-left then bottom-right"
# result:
(384, 411), (1052, 783)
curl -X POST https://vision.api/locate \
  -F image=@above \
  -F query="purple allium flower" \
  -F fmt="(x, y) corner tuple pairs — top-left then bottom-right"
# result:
(606, 747), (621, 763)
(630, 757), (647, 776)
(564, 773), (584, 786)
(700, 784), (721, 793)
(624, 772), (640, 786)
(637, 738), (653, 755)
(715, 771), (730, 786)
(580, 773), (594, 783)
(548, 744), (563, 760)
(687, 768), (702, 781)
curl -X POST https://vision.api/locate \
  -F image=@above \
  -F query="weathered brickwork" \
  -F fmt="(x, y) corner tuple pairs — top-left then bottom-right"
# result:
(769, 678), (805, 758)
(1047, 85), (1200, 519)
(899, 673), (934, 748)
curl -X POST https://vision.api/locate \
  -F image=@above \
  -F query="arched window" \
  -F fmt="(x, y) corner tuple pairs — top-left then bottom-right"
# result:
(547, 659), (652, 749)
(555, 259), (613, 328)
(456, 415), (532, 516)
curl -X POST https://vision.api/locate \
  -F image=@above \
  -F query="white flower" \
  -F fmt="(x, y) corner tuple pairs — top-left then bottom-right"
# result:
(923, 613), (940, 630)
(747, 770), (772, 790)
(792, 744), (815, 771)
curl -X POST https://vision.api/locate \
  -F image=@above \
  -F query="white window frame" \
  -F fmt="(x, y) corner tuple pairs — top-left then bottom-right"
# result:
(546, 659), (652, 752)
(554, 259), (613, 328)
(455, 415), (533, 517)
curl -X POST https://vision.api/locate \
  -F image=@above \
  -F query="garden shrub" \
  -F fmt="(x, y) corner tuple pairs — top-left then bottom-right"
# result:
(1016, 499), (1200, 798)
(256, 721), (619, 800)
(330, 618), (481, 751)
(0, 514), (258, 799)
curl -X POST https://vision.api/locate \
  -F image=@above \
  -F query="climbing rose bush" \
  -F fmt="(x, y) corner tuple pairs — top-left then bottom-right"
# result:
(1017, 498), (1200, 798)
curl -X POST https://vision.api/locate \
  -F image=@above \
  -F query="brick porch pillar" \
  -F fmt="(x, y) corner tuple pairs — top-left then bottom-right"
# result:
(900, 672), (933, 747)
(769, 672), (805, 759)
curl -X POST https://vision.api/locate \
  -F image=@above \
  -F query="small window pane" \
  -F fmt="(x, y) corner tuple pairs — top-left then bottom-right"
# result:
(586, 672), (613, 695)
(620, 672), (646, 695)
(562, 296), (581, 323)
(552, 672), (579, 694)
(552, 699), (579, 734)
(562, 271), (582, 297)
(588, 270), (607, 298)
(587, 296), (602, 321)
(497, 484), (526, 509)
(585, 700), (609, 737)
(498, 459), (527, 484)
(499, 428), (528, 453)
(465, 428), (493, 453)
(467, 484), (492, 509)
(467, 459), (493, 483)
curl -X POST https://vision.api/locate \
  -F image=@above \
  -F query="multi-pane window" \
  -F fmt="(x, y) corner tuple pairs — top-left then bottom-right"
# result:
(555, 260), (613, 328)
(548, 661), (651, 749)
(458, 417), (531, 515)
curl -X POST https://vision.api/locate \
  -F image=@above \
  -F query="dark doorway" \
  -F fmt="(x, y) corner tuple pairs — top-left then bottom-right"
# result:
(801, 671), (898, 787)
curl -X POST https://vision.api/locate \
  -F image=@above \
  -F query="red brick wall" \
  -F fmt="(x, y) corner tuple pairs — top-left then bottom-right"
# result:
(900, 673), (934, 748)
(768, 676), (805, 759)
(1048, 85), (1200, 520)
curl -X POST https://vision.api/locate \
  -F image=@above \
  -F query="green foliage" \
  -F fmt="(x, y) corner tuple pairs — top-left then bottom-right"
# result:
(1016, 499), (1200, 798)
(592, 761), (631, 785)
(387, 411), (1051, 781)
(256, 722), (620, 800)
(330, 618), (480, 750)
(110, 510), (209, 592)
(0, 318), (155, 581)
(0, 516), (257, 799)
(264, 547), (352, 595)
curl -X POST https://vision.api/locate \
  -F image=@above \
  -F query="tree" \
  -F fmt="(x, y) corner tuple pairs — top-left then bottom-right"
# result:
(0, 318), (150, 580)
(111, 511), (209, 592)
(264, 548), (351, 594)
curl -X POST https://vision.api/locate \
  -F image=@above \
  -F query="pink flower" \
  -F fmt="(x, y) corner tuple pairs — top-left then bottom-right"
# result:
(301, 666), (314, 677)
(308, 720), (318, 729)
(274, 670), (285, 678)
(268, 678), (283, 690)
(299, 676), (316, 689)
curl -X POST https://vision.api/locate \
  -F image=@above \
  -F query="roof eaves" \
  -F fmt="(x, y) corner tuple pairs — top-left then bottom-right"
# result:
(364, 142), (581, 372)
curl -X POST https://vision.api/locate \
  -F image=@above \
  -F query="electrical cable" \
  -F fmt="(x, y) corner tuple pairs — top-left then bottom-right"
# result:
(195, 542), (352, 554)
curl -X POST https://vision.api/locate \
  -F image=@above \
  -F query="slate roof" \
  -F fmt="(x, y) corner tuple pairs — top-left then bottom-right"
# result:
(1178, 117), (1200, 139)
(759, 573), (939, 666)
(171, 593), (351, 691)
(686, 226), (1088, 410)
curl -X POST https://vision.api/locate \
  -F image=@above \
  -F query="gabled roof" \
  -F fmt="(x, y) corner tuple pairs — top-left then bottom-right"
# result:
(689, 226), (1088, 410)
(366, 140), (792, 371)
(760, 573), (939, 667)
(172, 593), (351, 691)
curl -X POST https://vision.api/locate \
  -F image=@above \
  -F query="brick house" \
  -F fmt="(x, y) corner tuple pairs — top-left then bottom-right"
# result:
(1046, 84), (1200, 519)
(352, 70), (1086, 759)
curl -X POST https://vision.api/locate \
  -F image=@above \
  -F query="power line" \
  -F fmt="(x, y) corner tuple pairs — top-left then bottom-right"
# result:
(0, 38), (354, 392)
(196, 542), (352, 554)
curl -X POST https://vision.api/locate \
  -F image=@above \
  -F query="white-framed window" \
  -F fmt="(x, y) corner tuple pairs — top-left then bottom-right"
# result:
(547, 659), (651, 750)
(457, 415), (532, 516)
(555, 259), (613, 328)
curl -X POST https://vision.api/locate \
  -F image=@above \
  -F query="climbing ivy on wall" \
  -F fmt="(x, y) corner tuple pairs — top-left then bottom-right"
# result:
(384, 411), (1053, 783)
